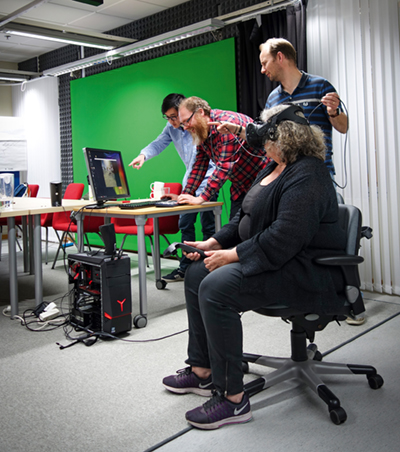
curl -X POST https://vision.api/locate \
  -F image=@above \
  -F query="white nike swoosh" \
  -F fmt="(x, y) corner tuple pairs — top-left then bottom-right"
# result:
(234, 402), (249, 415)
(198, 382), (213, 389)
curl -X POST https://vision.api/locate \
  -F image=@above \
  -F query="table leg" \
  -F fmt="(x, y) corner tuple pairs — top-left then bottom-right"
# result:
(29, 215), (35, 275)
(8, 217), (18, 318)
(22, 216), (29, 273)
(76, 212), (84, 253)
(33, 214), (43, 307)
(134, 215), (148, 319)
(153, 217), (161, 281)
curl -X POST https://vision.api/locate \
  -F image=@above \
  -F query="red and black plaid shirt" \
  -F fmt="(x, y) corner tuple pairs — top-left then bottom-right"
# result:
(183, 109), (269, 201)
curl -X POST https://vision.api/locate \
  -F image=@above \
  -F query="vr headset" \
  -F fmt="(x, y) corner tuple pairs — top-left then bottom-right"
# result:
(246, 104), (309, 148)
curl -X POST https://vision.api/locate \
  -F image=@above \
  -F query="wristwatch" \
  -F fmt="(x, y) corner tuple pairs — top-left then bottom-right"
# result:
(329, 107), (341, 118)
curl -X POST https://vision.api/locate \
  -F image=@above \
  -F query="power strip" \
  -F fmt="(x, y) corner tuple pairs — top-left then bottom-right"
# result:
(39, 308), (60, 321)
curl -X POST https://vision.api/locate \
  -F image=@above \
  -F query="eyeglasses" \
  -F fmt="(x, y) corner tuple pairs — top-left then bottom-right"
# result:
(180, 110), (197, 127)
(163, 114), (179, 121)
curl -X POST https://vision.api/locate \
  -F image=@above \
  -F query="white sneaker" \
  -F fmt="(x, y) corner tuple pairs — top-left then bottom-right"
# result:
(346, 316), (365, 326)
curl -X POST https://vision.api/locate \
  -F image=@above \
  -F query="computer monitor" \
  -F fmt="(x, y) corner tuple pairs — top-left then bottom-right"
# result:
(83, 147), (130, 207)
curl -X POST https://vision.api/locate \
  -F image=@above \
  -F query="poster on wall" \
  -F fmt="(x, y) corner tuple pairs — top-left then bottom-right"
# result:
(0, 117), (28, 171)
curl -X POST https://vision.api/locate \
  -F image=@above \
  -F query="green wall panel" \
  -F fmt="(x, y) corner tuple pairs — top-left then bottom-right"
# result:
(71, 38), (236, 252)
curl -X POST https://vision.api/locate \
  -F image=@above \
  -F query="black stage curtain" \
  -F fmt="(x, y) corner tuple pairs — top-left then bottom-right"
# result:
(237, 0), (308, 120)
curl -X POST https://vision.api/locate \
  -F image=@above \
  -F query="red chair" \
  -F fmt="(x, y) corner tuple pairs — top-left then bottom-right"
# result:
(111, 183), (182, 263)
(27, 184), (39, 197)
(14, 184), (40, 226)
(51, 183), (105, 268)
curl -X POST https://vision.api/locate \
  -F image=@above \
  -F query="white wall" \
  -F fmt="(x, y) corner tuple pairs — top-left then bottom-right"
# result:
(12, 76), (61, 242)
(307, 0), (400, 295)
(12, 77), (61, 198)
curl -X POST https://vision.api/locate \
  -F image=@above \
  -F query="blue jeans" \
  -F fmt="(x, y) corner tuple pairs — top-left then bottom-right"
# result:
(178, 194), (217, 272)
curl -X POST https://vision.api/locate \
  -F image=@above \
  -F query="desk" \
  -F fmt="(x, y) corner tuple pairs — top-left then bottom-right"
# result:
(0, 198), (92, 317)
(1, 205), (29, 317)
(75, 202), (223, 327)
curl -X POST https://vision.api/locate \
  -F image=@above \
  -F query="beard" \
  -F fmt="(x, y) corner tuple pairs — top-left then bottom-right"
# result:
(189, 115), (209, 145)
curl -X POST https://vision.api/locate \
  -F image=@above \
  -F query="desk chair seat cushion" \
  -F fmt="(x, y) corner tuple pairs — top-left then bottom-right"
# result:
(112, 216), (181, 235)
(110, 219), (154, 236)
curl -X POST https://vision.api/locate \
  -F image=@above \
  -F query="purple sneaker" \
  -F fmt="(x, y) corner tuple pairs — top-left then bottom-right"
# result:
(185, 391), (252, 430)
(163, 367), (215, 397)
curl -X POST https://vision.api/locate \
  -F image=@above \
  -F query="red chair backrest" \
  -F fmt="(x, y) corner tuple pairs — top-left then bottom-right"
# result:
(63, 183), (85, 200)
(28, 184), (39, 198)
(111, 182), (182, 235)
(52, 183), (84, 230)
(158, 183), (182, 234)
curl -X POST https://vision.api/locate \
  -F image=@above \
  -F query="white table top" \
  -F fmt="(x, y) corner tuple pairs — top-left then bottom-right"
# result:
(0, 197), (93, 217)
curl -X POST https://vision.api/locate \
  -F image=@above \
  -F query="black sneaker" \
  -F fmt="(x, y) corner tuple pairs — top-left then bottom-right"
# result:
(163, 367), (215, 397)
(162, 268), (185, 282)
(185, 391), (252, 430)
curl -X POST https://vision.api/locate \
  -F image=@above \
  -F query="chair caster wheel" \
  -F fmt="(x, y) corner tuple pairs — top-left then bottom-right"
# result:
(156, 279), (167, 290)
(307, 344), (322, 361)
(313, 351), (323, 361)
(330, 407), (347, 425)
(368, 374), (384, 389)
(242, 361), (249, 373)
(134, 314), (147, 328)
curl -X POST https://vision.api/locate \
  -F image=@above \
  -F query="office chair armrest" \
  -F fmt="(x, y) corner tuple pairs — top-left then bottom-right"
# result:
(314, 255), (364, 266)
(361, 226), (373, 239)
(315, 255), (365, 315)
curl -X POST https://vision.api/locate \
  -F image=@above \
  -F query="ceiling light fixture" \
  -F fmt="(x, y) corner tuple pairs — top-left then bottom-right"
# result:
(118, 18), (225, 57)
(0, 75), (29, 82)
(43, 18), (225, 77)
(1, 22), (134, 51)
(3, 29), (115, 50)
(0, 69), (38, 83)
(42, 54), (120, 77)
(219, 0), (300, 24)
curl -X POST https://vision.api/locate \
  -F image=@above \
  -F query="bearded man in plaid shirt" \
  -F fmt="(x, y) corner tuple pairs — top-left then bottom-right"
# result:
(177, 96), (269, 219)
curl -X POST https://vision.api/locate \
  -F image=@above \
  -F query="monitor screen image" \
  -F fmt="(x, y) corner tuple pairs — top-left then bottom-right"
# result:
(83, 147), (130, 206)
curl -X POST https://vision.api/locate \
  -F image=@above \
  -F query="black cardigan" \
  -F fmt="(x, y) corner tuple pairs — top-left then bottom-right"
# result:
(213, 156), (347, 314)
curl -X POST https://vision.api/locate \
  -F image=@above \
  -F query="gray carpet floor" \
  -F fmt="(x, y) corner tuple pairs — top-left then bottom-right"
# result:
(1, 240), (399, 451)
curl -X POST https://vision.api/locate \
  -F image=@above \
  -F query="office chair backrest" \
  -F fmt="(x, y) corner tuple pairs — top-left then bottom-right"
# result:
(338, 204), (362, 256)
(336, 192), (344, 204)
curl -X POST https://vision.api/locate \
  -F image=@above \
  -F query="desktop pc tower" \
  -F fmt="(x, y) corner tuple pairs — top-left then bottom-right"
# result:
(68, 252), (132, 335)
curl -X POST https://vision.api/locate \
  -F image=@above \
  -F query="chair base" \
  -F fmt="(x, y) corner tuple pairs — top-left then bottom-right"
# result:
(243, 326), (384, 424)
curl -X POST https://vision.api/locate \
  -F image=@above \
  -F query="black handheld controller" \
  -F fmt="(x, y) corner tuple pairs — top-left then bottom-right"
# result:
(163, 242), (206, 259)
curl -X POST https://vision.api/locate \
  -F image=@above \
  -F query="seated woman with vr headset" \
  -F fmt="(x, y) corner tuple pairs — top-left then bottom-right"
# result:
(162, 104), (347, 430)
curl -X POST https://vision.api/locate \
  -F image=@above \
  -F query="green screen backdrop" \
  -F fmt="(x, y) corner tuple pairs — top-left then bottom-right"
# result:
(71, 38), (236, 252)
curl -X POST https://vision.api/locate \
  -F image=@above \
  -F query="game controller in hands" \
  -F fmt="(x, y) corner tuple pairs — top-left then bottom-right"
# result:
(163, 242), (206, 259)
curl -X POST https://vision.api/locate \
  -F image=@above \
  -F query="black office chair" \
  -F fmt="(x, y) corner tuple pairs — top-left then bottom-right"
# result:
(243, 204), (383, 425)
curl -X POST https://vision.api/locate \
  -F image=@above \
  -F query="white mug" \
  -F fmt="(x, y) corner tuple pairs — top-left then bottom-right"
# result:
(150, 181), (164, 192)
(150, 181), (170, 199)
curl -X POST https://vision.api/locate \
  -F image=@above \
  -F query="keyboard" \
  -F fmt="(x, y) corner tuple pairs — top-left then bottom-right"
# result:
(118, 200), (158, 210)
